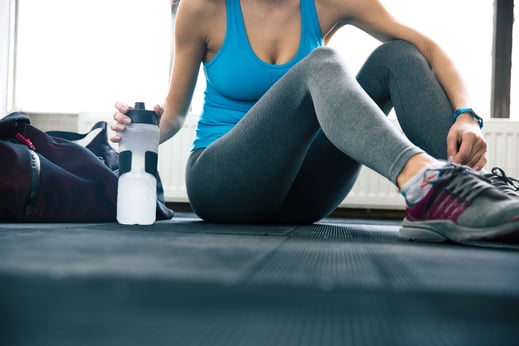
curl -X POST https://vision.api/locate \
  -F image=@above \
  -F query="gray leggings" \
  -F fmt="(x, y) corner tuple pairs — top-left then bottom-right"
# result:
(186, 40), (453, 224)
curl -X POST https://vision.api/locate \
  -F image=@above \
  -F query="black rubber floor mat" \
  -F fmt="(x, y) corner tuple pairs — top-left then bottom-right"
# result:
(1, 219), (518, 345)
(292, 222), (399, 242)
(2, 276), (518, 346)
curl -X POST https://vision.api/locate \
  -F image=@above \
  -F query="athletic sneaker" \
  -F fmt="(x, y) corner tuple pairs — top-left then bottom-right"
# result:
(399, 163), (519, 243)
(482, 167), (519, 199)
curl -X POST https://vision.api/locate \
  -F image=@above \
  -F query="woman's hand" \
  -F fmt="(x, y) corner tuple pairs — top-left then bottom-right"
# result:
(110, 101), (164, 143)
(446, 115), (487, 170)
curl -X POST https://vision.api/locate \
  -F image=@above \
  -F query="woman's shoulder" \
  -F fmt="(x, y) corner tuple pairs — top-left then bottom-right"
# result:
(179, 0), (225, 16)
(176, 0), (226, 47)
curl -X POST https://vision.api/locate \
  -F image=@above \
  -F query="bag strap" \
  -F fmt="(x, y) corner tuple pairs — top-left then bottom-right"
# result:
(46, 121), (108, 141)
(0, 112), (31, 137)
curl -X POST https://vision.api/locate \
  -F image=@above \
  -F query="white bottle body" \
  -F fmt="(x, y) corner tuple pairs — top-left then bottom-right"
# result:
(116, 123), (160, 225)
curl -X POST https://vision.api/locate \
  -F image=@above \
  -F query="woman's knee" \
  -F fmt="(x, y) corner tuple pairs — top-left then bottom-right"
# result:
(363, 40), (430, 82)
(386, 40), (429, 67)
(303, 47), (345, 69)
(301, 47), (355, 79)
(374, 40), (420, 58)
(367, 40), (427, 70)
(307, 46), (341, 60)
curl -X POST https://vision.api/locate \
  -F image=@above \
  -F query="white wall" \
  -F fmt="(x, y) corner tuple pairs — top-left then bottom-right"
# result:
(14, 0), (171, 114)
(0, 0), (15, 115)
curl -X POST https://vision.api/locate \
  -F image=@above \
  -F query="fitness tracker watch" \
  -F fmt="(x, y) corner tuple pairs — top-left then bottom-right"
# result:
(452, 107), (484, 129)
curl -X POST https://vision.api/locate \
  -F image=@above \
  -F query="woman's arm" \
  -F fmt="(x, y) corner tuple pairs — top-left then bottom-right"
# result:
(112, 0), (209, 144)
(159, 0), (210, 143)
(343, 0), (472, 111)
(320, 0), (487, 168)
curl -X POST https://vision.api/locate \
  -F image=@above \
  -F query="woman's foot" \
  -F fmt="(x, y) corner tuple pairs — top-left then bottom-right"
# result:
(399, 163), (519, 243)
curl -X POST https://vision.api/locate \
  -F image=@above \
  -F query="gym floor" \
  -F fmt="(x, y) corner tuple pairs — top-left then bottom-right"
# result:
(1, 213), (518, 346)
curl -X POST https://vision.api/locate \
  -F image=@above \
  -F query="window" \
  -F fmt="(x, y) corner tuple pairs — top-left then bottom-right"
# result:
(0, 0), (16, 114)
(14, 0), (171, 113)
(10, 0), (517, 120)
(329, 0), (498, 118)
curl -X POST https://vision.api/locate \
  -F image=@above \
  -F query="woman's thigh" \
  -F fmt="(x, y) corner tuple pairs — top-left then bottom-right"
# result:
(267, 130), (361, 224)
(186, 130), (361, 224)
(357, 40), (453, 159)
(185, 49), (360, 223)
(185, 79), (322, 223)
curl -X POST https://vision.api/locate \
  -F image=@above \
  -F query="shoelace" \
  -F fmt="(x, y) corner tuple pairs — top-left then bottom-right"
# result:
(430, 164), (494, 203)
(483, 167), (519, 197)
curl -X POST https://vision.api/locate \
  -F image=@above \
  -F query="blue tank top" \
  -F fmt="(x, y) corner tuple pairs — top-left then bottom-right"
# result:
(193, 0), (323, 150)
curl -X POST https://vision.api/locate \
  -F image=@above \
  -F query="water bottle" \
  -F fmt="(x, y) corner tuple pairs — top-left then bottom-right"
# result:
(117, 102), (160, 225)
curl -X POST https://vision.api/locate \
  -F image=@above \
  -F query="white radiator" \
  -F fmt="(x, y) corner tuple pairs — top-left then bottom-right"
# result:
(159, 116), (519, 210)
(158, 114), (198, 203)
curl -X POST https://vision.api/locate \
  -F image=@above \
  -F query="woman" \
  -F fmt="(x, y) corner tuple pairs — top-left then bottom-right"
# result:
(112, 0), (519, 242)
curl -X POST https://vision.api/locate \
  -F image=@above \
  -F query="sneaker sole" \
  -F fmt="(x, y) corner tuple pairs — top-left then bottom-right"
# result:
(399, 218), (519, 243)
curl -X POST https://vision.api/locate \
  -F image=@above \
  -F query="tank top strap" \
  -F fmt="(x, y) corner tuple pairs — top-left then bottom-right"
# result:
(301, 0), (322, 43)
(225, 0), (249, 49)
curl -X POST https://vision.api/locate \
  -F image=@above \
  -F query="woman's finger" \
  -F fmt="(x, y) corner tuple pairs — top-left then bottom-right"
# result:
(114, 101), (130, 113)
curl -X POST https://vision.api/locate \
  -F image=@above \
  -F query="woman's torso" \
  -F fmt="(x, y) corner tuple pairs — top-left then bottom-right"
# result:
(193, 0), (324, 149)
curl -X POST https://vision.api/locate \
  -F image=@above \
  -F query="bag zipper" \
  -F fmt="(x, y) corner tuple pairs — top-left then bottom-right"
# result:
(16, 133), (36, 150)
(14, 132), (40, 218)
(25, 150), (41, 218)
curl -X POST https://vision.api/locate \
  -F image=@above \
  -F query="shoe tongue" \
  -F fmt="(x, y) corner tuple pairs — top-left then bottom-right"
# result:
(402, 167), (443, 206)
(417, 168), (444, 192)
(423, 169), (442, 185)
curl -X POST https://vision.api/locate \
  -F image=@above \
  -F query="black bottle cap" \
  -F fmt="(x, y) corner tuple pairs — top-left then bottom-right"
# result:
(126, 102), (158, 125)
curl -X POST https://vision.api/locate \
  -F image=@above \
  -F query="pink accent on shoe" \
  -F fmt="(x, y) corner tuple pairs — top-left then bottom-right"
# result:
(428, 192), (467, 221)
(405, 188), (468, 222)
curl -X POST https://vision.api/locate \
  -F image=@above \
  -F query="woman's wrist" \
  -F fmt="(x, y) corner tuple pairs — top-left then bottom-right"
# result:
(452, 107), (484, 128)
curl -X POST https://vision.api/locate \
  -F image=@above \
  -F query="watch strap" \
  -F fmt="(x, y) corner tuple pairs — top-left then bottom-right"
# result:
(452, 107), (484, 128)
